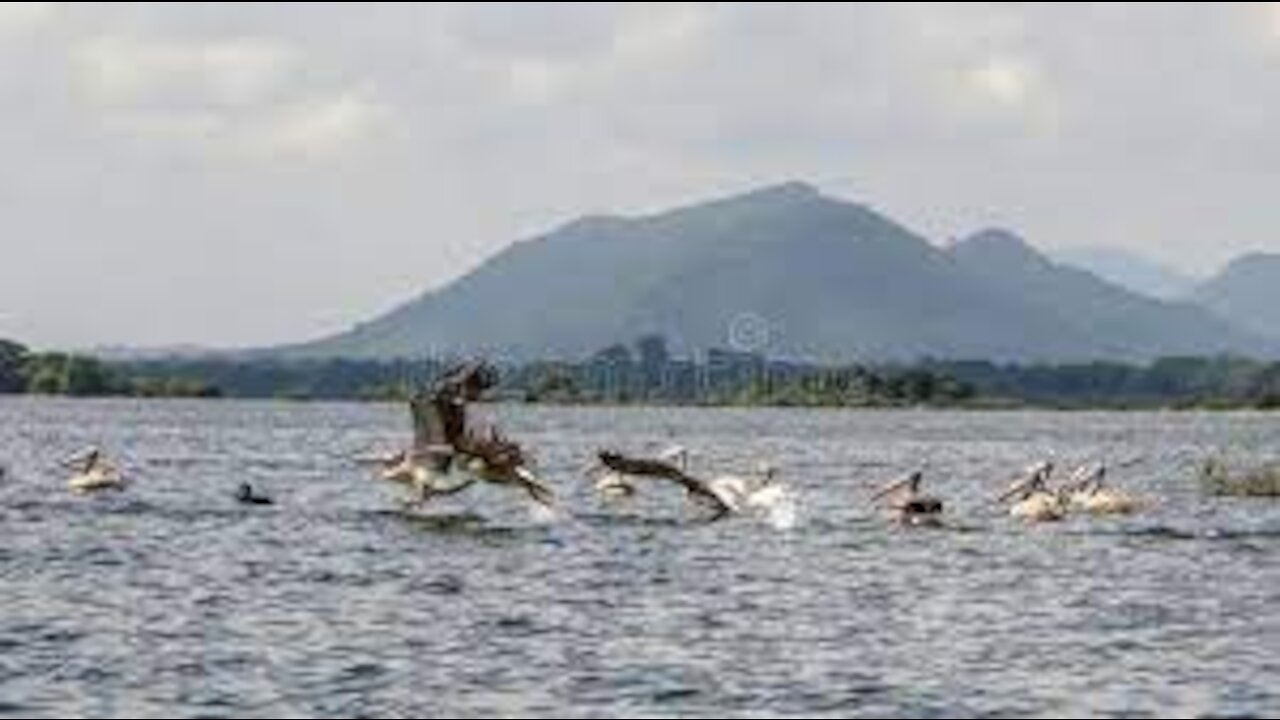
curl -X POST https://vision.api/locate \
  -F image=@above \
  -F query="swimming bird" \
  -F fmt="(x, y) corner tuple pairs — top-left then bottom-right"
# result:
(65, 447), (125, 494)
(871, 470), (944, 526)
(998, 461), (1066, 522)
(235, 482), (274, 506)
(1062, 462), (1144, 515)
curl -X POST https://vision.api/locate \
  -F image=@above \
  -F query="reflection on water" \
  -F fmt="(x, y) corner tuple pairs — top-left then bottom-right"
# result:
(0, 398), (1277, 718)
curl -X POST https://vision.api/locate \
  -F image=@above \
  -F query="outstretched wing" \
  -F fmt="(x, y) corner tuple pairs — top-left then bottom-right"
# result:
(410, 388), (459, 451)
(460, 429), (554, 506)
(597, 450), (687, 481)
(597, 450), (730, 516)
(409, 361), (499, 452)
(458, 427), (528, 474)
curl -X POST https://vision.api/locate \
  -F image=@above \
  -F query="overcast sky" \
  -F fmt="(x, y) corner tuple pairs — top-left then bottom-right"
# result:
(2, 2), (1279, 349)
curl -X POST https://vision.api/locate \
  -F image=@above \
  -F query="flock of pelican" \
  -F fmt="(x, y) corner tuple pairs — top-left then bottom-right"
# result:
(34, 361), (1152, 526)
(872, 459), (1149, 526)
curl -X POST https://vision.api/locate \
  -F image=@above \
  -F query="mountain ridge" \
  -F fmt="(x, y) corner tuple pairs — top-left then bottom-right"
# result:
(277, 184), (1277, 363)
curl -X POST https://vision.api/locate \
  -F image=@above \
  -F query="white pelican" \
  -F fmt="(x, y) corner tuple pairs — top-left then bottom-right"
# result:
(371, 448), (470, 506)
(706, 463), (786, 515)
(1063, 462), (1144, 516)
(66, 448), (125, 494)
(871, 470), (944, 526)
(998, 461), (1066, 522)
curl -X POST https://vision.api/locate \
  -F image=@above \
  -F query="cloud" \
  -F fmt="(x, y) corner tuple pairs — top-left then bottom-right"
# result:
(611, 2), (713, 60)
(73, 35), (297, 108)
(967, 57), (1034, 106)
(0, 2), (58, 32)
(4, 3), (1280, 348)
(250, 91), (390, 160)
(946, 55), (1059, 135)
(1267, 3), (1280, 40)
(70, 32), (389, 162)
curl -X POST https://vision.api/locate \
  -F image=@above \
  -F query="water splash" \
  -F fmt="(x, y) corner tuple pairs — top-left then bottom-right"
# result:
(526, 500), (560, 525)
(747, 482), (799, 530)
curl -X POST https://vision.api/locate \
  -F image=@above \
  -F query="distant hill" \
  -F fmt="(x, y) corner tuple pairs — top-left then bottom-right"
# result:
(1191, 253), (1280, 341)
(282, 183), (1275, 362)
(1053, 245), (1196, 300)
(949, 229), (1264, 359)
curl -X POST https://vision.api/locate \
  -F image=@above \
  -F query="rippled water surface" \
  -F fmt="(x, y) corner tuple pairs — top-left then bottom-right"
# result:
(1, 398), (1277, 718)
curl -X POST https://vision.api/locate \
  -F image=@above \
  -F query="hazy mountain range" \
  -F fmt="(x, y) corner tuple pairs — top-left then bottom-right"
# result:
(275, 182), (1280, 363)
(1191, 253), (1280, 343)
(1052, 246), (1198, 300)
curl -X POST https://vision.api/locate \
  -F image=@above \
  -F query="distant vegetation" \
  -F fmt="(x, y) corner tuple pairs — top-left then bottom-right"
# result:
(8, 335), (1280, 410)
(0, 340), (219, 398)
(930, 356), (1280, 409)
(110, 338), (975, 407)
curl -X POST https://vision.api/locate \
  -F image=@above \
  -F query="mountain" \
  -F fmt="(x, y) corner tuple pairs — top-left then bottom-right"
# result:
(284, 183), (1275, 362)
(1053, 245), (1196, 300)
(949, 229), (1265, 359)
(1192, 253), (1280, 340)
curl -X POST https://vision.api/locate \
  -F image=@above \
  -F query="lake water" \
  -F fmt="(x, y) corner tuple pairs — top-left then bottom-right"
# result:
(0, 398), (1277, 719)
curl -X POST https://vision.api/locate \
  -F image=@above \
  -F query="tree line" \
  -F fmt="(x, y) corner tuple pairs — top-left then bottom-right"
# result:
(6, 335), (1280, 409)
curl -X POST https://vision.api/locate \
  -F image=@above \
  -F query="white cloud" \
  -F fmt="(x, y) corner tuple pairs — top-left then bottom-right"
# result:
(0, 2), (58, 32)
(967, 57), (1034, 106)
(1267, 2), (1280, 40)
(250, 92), (390, 160)
(69, 32), (391, 163)
(940, 55), (1060, 136)
(74, 35), (297, 108)
(504, 56), (570, 105)
(4, 3), (1280, 348)
(612, 2), (713, 60)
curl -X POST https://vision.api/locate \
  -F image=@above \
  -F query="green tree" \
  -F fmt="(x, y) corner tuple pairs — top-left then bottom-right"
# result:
(0, 339), (28, 393)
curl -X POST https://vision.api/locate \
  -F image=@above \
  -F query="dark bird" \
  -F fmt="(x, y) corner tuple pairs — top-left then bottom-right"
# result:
(592, 447), (734, 520)
(391, 361), (554, 508)
(235, 482), (274, 506)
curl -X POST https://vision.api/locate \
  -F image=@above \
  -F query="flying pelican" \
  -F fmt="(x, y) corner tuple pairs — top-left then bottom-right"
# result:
(997, 461), (1066, 522)
(382, 361), (554, 508)
(591, 447), (786, 521)
(591, 447), (736, 520)
(870, 470), (944, 526)
(65, 447), (125, 494)
(590, 445), (687, 500)
(1062, 462), (1144, 515)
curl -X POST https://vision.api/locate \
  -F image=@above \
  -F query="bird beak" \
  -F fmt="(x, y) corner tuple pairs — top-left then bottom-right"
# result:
(997, 477), (1026, 503)
(870, 476), (910, 503)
